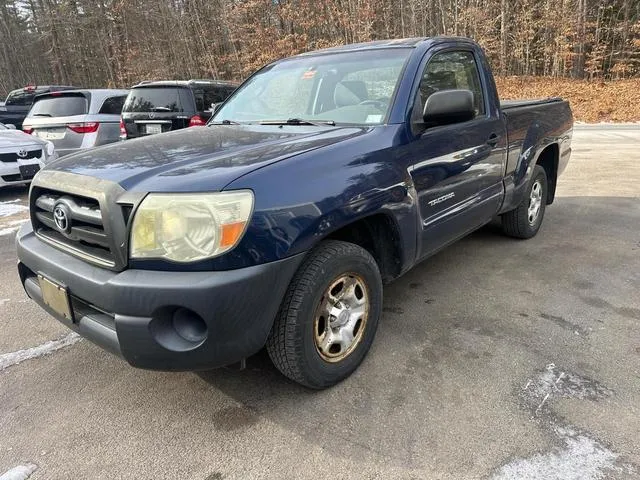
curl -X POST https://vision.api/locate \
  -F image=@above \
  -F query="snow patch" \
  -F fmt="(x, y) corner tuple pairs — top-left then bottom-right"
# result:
(0, 226), (19, 236)
(0, 200), (28, 217)
(0, 219), (29, 236)
(492, 426), (622, 480)
(0, 333), (81, 371)
(0, 463), (37, 480)
(521, 363), (612, 417)
(496, 364), (634, 479)
(8, 219), (29, 226)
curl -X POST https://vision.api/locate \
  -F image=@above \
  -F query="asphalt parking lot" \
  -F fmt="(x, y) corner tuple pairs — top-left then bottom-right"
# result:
(1, 125), (639, 479)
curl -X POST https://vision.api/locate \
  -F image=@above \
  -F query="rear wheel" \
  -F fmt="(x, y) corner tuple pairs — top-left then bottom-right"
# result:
(501, 165), (548, 239)
(266, 240), (382, 389)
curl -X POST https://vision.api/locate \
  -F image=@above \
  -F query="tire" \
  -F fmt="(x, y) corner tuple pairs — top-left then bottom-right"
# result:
(266, 240), (383, 389)
(501, 165), (548, 239)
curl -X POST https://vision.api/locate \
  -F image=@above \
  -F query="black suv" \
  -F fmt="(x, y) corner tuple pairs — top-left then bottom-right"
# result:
(120, 80), (237, 139)
(0, 85), (77, 130)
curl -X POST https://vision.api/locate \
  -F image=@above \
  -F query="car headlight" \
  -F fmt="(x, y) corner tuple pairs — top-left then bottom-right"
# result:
(43, 141), (57, 163)
(130, 191), (254, 262)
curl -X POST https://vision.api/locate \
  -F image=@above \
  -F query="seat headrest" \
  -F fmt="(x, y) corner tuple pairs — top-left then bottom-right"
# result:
(334, 81), (368, 108)
(424, 71), (457, 91)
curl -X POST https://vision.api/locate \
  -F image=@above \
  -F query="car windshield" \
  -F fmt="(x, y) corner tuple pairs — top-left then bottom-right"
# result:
(123, 87), (192, 113)
(213, 48), (411, 126)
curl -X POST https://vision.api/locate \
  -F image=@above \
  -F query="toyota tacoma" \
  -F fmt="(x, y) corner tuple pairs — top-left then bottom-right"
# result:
(17, 37), (572, 389)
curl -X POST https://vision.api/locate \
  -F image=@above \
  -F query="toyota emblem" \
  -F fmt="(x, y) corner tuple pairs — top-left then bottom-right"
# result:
(17, 148), (28, 158)
(53, 204), (71, 233)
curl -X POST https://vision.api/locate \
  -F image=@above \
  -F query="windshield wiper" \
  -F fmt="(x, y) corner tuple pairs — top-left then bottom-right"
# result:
(259, 118), (335, 126)
(151, 106), (171, 112)
(32, 113), (52, 117)
(209, 119), (243, 125)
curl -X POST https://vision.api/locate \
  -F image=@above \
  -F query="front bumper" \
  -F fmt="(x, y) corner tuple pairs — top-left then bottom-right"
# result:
(17, 223), (305, 370)
(0, 158), (42, 186)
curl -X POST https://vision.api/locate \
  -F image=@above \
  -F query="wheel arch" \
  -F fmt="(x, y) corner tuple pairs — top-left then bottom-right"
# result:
(323, 212), (404, 284)
(535, 143), (559, 205)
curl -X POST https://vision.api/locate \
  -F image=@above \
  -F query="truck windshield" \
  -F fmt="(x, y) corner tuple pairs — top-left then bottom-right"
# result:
(213, 48), (411, 126)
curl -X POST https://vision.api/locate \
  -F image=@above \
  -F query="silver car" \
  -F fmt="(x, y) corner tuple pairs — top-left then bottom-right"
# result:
(22, 89), (128, 157)
(0, 123), (56, 188)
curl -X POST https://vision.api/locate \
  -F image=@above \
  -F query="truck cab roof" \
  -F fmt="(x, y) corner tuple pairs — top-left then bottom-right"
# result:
(294, 36), (478, 57)
(130, 80), (239, 88)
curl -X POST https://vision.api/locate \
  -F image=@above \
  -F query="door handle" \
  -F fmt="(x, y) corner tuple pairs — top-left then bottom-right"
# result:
(487, 133), (500, 147)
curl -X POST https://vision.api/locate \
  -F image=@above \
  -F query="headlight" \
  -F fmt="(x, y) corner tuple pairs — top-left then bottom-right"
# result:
(45, 141), (55, 157)
(43, 141), (57, 163)
(130, 191), (254, 262)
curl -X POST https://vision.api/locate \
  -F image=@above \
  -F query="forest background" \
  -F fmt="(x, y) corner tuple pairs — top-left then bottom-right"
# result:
(1, 0), (639, 121)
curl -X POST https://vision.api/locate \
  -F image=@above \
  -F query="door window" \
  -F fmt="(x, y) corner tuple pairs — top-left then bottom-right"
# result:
(99, 95), (127, 114)
(416, 51), (485, 118)
(203, 88), (229, 109)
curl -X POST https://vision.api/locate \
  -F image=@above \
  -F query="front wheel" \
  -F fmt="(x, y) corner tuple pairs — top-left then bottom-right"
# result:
(501, 165), (548, 239)
(266, 240), (383, 389)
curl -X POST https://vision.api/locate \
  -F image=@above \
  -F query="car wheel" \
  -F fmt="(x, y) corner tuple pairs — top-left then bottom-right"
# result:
(501, 165), (548, 239)
(266, 240), (382, 389)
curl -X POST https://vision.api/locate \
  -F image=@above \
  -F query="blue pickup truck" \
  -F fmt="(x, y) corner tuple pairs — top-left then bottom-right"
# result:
(17, 37), (572, 388)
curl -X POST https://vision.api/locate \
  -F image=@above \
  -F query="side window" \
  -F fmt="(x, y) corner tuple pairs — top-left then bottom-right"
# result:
(203, 88), (226, 109)
(193, 89), (206, 112)
(99, 95), (127, 114)
(416, 50), (485, 118)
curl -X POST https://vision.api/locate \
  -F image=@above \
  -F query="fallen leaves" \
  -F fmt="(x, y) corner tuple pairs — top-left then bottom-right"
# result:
(496, 76), (640, 123)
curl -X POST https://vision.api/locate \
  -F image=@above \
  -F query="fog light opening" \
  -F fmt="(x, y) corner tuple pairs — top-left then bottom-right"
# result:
(149, 307), (208, 352)
(172, 307), (207, 343)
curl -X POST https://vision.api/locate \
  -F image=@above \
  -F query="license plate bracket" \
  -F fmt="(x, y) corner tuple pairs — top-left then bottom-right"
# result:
(36, 130), (65, 140)
(19, 164), (40, 180)
(38, 274), (74, 322)
(145, 124), (162, 135)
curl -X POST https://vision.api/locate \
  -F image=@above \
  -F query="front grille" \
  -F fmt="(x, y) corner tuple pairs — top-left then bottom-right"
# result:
(0, 149), (42, 163)
(32, 188), (116, 268)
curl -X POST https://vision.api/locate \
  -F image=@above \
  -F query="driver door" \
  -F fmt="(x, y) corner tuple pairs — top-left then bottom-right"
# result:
(407, 49), (506, 259)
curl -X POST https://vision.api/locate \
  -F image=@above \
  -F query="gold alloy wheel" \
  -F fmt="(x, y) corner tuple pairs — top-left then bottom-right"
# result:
(313, 273), (369, 363)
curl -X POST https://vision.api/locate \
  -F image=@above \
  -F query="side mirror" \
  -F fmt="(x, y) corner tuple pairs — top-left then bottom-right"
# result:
(423, 89), (475, 127)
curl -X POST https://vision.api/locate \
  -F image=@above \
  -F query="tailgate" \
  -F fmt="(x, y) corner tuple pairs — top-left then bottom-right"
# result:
(121, 86), (194, 138)
(24, 92), (91, 150)
(123, 113), (190, 138)
(29, 114), (91, 150)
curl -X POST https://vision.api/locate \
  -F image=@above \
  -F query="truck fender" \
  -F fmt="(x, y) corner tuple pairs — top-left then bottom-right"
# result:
(499, 120), (554, 214)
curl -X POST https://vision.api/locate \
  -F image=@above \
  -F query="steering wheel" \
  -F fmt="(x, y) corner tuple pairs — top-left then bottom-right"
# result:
(358, 99), (387, 110)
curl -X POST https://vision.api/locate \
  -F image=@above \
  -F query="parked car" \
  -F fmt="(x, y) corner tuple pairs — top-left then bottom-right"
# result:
(22, 89), (129, 157)
(0, 85), (77, 130)
(0, 123), (56, 188)
(17, 37), (572, 389)
(120, 80), (237, 139)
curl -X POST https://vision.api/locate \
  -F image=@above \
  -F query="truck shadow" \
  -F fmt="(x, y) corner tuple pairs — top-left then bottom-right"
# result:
(194, 196), (638, 468)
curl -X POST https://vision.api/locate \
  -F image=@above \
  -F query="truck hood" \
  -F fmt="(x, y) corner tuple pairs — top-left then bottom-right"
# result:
(47, 125), (368, 192)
